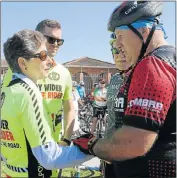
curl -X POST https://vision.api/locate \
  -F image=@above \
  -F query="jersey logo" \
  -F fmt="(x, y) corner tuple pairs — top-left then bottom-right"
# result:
(48, 72), (60, 81)
(115, 97), (124, 112)
(128, 98), (163, 113)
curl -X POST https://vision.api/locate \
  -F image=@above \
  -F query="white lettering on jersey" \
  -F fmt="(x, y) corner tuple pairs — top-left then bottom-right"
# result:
(115, 97), (124, 112)
(128, 98), (163, 113)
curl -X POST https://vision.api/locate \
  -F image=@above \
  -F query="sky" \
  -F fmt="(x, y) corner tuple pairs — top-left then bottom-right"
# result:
(1, 1), (176, 64)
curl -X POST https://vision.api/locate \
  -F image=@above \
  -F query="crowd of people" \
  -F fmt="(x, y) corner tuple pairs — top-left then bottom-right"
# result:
(1, 1), (176, 178)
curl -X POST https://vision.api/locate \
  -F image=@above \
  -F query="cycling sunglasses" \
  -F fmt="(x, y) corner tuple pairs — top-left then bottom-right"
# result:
(28, 50), (49, 61)
(44, 35), (64, 46)
(111, 48), (119, 55)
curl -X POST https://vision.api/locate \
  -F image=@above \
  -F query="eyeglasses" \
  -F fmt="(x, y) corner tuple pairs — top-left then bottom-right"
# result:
(28, 50), (49, 61)
(111, 48), (119, 55)
(44, 35), (64, 46)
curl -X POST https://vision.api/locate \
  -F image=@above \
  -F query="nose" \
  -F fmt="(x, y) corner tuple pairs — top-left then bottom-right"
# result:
(46, 56), (53, 66)
(53, 40), (58, 47)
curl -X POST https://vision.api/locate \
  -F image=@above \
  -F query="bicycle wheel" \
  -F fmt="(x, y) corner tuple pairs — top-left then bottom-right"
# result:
(79, 117), (91, 134)
(96, 115), (102, 138)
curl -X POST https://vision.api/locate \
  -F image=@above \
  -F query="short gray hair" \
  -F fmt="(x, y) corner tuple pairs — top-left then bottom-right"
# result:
(35, 19), (61, 33)
(3, 29), (46, 73)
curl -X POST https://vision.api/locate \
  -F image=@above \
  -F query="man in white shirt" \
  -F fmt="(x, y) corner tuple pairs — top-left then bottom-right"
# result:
(91, 79), (107, 134)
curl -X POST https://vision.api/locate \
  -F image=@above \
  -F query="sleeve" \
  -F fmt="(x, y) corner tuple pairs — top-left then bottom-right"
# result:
(63, 69), (72, 100)
(20, 86), (53, 148)
(32, 141), (93, 169)
(124, 57), (176, 132)
(94, 88), (99, 97)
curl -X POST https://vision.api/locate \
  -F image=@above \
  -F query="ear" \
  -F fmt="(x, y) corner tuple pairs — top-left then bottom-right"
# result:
(18, 57), (27, 71)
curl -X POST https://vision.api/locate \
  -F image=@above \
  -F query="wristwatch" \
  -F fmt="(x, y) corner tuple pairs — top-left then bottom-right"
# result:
(88, 138), (99, 156)
(61, 137), (71, 146)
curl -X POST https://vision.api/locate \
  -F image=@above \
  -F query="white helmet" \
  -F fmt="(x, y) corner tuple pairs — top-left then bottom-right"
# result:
(80, 81), (85, 86)
(72, 81), (78, 87)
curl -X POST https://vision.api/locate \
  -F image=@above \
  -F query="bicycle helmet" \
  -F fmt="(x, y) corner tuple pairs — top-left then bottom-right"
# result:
(94, 83), (98, 88)
(108, 1), (163, 32)
(80, 81), (85, 86)
(72, 81), (78, 87)
(107, 1), (163, 72)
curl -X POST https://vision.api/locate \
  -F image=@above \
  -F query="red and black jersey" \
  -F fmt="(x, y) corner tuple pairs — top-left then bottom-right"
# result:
(124, 46), (176, 133)
(113, 45), (176, 178)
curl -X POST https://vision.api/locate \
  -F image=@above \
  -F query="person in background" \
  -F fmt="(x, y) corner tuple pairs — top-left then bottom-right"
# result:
(89, 83), (98, 103)
(77, 81), (86, 101)
(72, 81), (84, 136)
(90, 79), (107, 135)
(103, 34), (132, 178)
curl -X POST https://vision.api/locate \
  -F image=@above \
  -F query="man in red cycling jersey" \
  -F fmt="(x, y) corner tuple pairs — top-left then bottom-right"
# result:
(73, 1), (176, 177)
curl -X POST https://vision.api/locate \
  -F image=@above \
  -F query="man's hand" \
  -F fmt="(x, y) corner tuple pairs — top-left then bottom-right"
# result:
(72, 134), (95, 154)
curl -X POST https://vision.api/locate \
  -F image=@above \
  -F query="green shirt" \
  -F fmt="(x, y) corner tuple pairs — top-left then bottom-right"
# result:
(1, 79), (53, 177)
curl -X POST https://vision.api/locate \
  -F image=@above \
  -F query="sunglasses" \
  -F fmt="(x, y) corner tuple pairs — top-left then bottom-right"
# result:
(44, 35), (64, 46)
(111, 48), (119, 55)
(28, 50), (49, 61)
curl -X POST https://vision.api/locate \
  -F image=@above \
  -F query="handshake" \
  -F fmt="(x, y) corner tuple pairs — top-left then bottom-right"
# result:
(72, 133), (99, 155)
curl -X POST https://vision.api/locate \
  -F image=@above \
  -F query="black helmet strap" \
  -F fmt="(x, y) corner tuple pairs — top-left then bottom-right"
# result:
(113, 21), (157, 75)
(128, 22), (157, 61)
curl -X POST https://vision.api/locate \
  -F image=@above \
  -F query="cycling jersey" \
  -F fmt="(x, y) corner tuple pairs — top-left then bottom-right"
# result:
(105, 73), (124, 137)
(113, 45), (176, 177)
(1, 77), (53, 177)
(1, 62), (72, 142)
(1, 75), (91, 178)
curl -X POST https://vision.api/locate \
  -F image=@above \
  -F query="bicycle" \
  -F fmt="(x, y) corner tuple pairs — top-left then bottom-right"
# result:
(78, 106), (92, 134)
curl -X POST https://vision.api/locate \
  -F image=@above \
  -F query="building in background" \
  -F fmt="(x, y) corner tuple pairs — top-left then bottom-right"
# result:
(64, 57), (117, 94)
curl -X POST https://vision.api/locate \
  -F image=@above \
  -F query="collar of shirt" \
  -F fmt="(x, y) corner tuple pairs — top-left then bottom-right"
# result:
(12, 73), (42, 99)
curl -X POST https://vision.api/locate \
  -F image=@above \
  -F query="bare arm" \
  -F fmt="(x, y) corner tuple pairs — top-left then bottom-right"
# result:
(93, 125), (157, 161)
(94, 95), (105, 102)
(62, 99), (75, 140)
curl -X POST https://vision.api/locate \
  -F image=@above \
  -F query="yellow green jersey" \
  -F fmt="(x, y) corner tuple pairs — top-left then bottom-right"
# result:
(2, 62), (72, 142)
(1, 75), (90, 178)
(1, 78), (53, 177)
